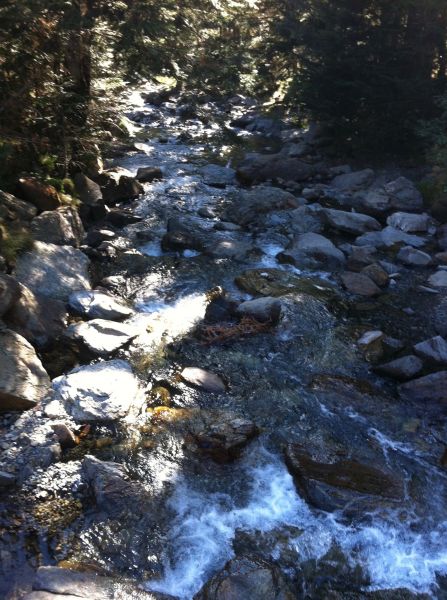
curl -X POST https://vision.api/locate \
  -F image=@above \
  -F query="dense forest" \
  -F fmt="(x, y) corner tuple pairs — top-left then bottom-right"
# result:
(4, 2), (447, 600)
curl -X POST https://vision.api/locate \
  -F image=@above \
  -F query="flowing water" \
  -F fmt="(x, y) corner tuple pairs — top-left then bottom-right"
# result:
(3, 86), (447, 599)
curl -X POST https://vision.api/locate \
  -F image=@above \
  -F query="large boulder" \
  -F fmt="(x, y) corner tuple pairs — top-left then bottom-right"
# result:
(0, 274), (21, 317)
(356, 226), (427, 249)
(277, 233), (346, 270)
(14, 241), (91, 301)
(357, 178), (424, 215)
(284, 444), (403, 512)
(201, 164), (236, 188)
(0, 190), (37, 223)
(384, 177), (424, 212)
(65, 318), (138, 356)
(96, 168), (144, 205)
(413, 335), (447, 365)
(30, 207), (84, 247)
(74, 173), (106, 221)
(387, 212), (433, 233)
(224, 186), (298, 228)
(136, 166), (163, 183)
(3, 283), (67, 348)
(194, 555), (295, 600)
(331, 169), (375, 192)
(236, 153), (321, 184)
(322, 208), (381, 236)
(0, 329), (50, 411)
(68, 290), (133, 321)
(52, 359), (145, 422)
(16, 177), (61, 211)
(398, 371), (447, 402)
(375, 355), (423, 380)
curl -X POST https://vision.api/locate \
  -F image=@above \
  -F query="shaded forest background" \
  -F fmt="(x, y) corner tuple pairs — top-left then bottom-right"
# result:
(2, 0), (447, 188)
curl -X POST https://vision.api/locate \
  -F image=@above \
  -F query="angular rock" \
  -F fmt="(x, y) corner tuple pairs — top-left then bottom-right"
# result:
(322, 208), (381, 236)
(85, 229), (116, 247)
(3, 283), (67, 348)
(236, 153), (320, 184)
(398, 371), (447, 402)
(341, 272), (381, 296)
(136, 166), (163, 183)
(428, 270), (447, 288)
(356, 226), (427, 249)
(68, 290), (132, 320)
(193, 417), (259, 463)
(387, 212), (433, 233)
(358, 188), (392, 215)
(284, 444), (403, 511)
(0, 329), (50, 411)
(14, 241), (91, 301)
(384, 177), (424, 212)
(52, 359), (145, 422)
(30, 207), (84, 247)
(0, 274), (21, 317)
(96, 168), (144, 205)
(397, 246), (431, 267)
(357, 330), (384, 362)
(17, 177), (61, 211)
(331, 169), (375, 192)
(0, 189), (37, 222)
(51, 422), (78, 448)
(74, 173), (106, 221)
(194, 555), (295, 600)
(414, 335), (447, 365)
(224, 186), (298, 228)
(278, 233), (346, 270)
(236, 297), (282, 323)
(346, 245), (377, 271)
(361, 263), (389, 287)
(201, 164), (235, 188)
(235, 269), (338, 301)
(65, 319), (137, 356)
(375, 355), (423, 380)
(180, 367), (226, 393)
(289, 204), (323, 234)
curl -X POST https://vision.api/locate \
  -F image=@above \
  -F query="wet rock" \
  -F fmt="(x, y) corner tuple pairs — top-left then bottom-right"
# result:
(201, 164), (236, 188)
(397, 246), (432, 267)
(357, 330), (385, 363)
(181, 367), (226, 393)
(278, 233), (346, 270)
(284, 444), (403, 512)
(83, 455), (149, 516)
(387, 212), (433, 233)
(322, 208), (381, 236)
(68, 290), (132, 320)
(213, 221), (241, 232)
(193, 417), (259, 463)
(428, 269), (447, 288)
(346, 245), (377, 271)
(52, 359), (145, 422)
(162, 217), (211, 252)
(384, 177), (424, 212)
(341, 272), (381, 297)
(236, 297), (282, 323)
(65, 318), (138, 356)
(85, 229), (116, 247)
(361, 263), (389, 287)
(96, 168), (144, 205)
(375, 355), (423, 380)
(3, 283), (67, 348)
(235, 269), (338, 301)
(136, 166), (163, 182)
(356, 226), (427, 249)
(331, 169), (375, 192)
(193, 555), (295, 600)
(14, 241), (90, 301)
(0, 274), (21, 317)
(414, 335), (447, 365)
(74, 173), (106, 221)
(17, 177), (61, 211)
(30, 207), (84, 247)
(0, 470), (15, 488)
(236, 152), (320, 185)
(205, 238), (253, 260)
(0, 329), (50, 411)
(224, 186), (298, 228)
(398, 371), (447, 402)
(0, 189), (37, 222)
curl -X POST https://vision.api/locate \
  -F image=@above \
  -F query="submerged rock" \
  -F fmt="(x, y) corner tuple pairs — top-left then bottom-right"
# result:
(14, 241), (91, 301)
(181, 367), (226, 393)
(68, 290), (133, 320)
(52, 359), (145, 422)
(0, 329), (50, 411)
(284, 444), (403, 512)
(65, 318), (138, 356)
(193, 417), (259, 463)
(194, 555), (295, 600)
(235, 269), (338, 301)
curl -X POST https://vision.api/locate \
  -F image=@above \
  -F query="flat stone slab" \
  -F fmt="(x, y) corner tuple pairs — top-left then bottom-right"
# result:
(65, 319), (138, 355)
(52, 359), (145, 422)
(68, 290), (133, 320)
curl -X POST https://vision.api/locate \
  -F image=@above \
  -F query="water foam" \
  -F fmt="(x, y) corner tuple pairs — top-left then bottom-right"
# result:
(147, 449), (447, 600)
